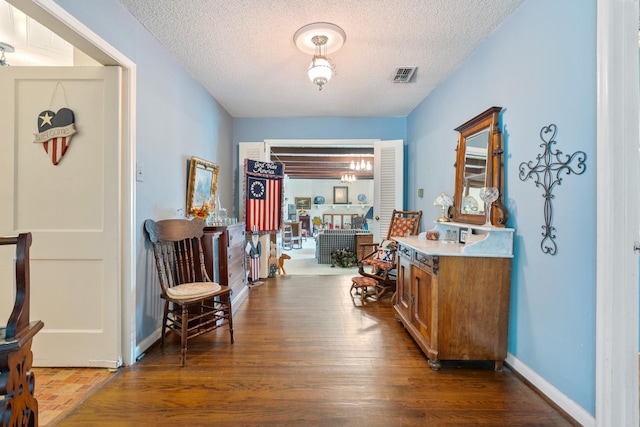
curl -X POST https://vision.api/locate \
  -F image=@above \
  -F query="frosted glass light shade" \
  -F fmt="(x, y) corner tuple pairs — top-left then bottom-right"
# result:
(434, 192), (453, 222)
(434, 192), (453, 208)
(308, 57), (332, 86)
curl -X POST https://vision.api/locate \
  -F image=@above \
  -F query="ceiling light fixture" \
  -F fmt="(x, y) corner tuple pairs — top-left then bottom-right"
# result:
(341, 173), (356, 184)
(294, 23), (346, 91)
(0, 42), (15, 66)
(350, 157), (371, 172)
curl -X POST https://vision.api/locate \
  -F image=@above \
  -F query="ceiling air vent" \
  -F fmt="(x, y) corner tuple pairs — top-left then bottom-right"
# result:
(393, 67), (417, 83)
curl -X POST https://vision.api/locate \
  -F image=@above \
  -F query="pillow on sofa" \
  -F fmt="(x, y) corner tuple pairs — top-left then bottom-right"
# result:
(373, 240), (396, 263)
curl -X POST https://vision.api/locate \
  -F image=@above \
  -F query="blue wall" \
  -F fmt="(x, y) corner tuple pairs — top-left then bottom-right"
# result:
(407, 0), (596, 414)
(233, 117), (406, 145)
(53, 0), (234, 346)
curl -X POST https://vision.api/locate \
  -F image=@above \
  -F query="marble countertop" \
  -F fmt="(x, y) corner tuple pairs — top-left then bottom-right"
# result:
(394, 236), (513, 258)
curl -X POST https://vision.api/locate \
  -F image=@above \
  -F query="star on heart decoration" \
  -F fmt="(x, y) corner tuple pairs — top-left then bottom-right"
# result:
(33, 107), (77, 166)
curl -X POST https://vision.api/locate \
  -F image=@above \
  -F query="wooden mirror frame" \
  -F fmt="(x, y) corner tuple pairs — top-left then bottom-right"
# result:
(452, 106), (508, 226)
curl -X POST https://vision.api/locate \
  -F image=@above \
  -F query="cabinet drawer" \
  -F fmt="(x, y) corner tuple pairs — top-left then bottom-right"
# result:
(227, 226), (246, 248)
(398, 244), (413, 259)
(227, 256), (244, 273)
(414, 252), (438, 272)
(228, 272), (246, 289)
(227, 246), (244, 262)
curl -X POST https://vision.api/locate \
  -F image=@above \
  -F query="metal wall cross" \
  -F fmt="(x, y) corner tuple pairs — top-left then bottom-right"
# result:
(519, 124), (587, 255)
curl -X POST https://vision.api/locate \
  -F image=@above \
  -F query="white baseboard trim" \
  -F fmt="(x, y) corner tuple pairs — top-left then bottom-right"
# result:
(232, 285), (250, 313)
(134, 328), (162, 362)
(506, 353), (595, 427)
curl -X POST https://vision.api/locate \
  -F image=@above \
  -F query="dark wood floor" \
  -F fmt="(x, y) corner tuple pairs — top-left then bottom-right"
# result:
(58, 275), (575, 426)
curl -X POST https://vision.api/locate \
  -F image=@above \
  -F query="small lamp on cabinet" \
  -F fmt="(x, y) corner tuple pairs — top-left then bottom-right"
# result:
(434, 192), (453, 222)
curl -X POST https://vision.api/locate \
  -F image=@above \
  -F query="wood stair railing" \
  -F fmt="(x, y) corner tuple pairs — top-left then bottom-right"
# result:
(1, 233), (44, 427)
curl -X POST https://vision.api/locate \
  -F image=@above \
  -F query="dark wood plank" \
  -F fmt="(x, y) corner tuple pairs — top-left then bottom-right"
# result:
(57, 275), (576, 426)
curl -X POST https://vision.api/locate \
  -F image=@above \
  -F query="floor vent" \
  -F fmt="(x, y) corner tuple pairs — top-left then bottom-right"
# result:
(393, 67), (417, 83)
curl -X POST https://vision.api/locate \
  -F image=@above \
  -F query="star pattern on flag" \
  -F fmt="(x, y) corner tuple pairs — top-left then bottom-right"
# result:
(250, 180), (265, 198)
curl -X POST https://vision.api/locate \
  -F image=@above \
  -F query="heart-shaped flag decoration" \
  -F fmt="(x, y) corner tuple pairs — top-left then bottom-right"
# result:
(34, 108), (77, 165)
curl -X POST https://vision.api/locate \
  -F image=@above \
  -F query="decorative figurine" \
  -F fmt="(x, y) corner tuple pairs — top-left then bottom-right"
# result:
(277, 253), (291, 276)
(268, 242), (277, 278)
(246, 227), (263, 286)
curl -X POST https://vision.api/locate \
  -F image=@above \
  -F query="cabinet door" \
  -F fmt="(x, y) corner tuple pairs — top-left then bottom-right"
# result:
(395, 253), (412, 320)
(412, 265), (433, 347)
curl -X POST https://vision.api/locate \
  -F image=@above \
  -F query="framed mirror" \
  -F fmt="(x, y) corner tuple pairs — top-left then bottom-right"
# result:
(452, 106), (508, 226)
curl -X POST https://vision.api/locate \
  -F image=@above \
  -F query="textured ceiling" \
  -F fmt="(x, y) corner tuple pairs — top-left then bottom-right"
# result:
(116, 0), (525, 118)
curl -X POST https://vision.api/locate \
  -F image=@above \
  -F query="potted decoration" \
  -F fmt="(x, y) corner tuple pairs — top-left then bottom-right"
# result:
(331, 247), (357, 268)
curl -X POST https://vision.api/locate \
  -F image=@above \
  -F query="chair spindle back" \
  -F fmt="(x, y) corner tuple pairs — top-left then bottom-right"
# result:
(145, 218), (210, 294)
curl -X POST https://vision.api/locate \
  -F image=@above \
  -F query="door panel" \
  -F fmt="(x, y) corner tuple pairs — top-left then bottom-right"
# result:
(0, 66), (122, 367)
(396, 253), (411, 320)
(373, 140), (403, 242)
(412, 265), (433, 347)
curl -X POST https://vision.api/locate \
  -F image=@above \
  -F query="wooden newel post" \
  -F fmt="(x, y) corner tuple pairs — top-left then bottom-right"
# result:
(0, 233), (44, 427)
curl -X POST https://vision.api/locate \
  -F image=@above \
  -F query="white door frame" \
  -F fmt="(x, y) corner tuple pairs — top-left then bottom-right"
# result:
(265, 139), (383, 240)
(9, 0), (138, 366)
(595, 0), (639, 425)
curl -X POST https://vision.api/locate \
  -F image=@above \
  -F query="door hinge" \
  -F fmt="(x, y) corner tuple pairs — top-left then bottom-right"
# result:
(634, 242), (640, 253)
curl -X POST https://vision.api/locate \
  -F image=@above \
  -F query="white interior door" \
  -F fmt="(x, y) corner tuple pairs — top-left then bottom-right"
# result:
(373, 140), (404, 242)
(0, 66), (122, 367)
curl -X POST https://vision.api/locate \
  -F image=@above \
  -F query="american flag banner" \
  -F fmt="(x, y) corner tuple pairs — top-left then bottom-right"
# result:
(244, 159), (284, 233)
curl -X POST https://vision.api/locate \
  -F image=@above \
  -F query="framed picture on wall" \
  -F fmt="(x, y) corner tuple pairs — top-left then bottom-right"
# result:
(333, 186), (348, 204)
(295, 197), (311, 209)
(186, 156), (219, 215)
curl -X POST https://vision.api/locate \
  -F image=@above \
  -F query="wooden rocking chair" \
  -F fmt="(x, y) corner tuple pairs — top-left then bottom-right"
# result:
(357, 210), (422, 299)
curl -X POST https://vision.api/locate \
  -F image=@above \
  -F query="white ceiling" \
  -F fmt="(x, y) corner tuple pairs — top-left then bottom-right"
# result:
(1, 0), (526, 118)
(0, 1), (72, 66)
(116, 0), (525, 118)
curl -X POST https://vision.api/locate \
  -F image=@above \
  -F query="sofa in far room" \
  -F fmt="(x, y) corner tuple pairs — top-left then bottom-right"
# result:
(315, 229), (371, 264)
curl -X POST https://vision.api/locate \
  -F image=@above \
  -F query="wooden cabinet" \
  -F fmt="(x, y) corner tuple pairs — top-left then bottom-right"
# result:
(354, 233), (374, 261)
(299, 215), (310, 233)
(394, 235), (512, 371)
(203, 223), (247, 296)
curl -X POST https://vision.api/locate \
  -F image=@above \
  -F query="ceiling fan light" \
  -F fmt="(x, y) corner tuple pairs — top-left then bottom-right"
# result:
(350, 160), (355, 170)
(366, 161), (372, 171)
